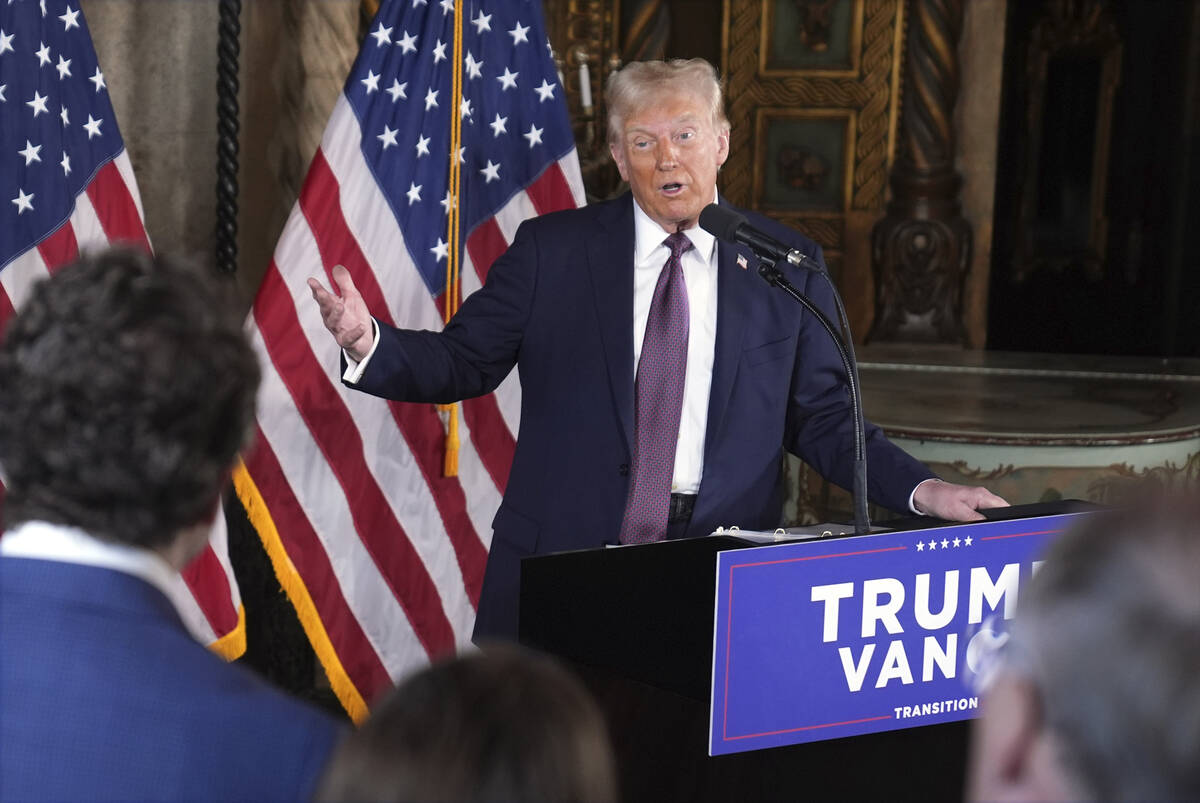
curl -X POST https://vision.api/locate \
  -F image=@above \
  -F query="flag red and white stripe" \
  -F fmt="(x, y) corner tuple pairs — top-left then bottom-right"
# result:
(236, 0), (584, 719)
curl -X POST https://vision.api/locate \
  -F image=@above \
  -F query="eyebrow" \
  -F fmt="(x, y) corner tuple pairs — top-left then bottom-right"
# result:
(624, 116), (702, 137)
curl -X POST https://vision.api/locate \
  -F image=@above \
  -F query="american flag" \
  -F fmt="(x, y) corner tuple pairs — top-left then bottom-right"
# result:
(0, 1), (246, 657)
(235, 0), (583, 720)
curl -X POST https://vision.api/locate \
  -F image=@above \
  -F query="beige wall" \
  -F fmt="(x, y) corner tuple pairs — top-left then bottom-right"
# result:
(81, 0), (358, 307)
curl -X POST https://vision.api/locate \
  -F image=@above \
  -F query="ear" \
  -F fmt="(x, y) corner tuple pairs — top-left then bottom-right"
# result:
(715, 126), (730, 168)
(965, 674), (1046, 801)
(610, 141), (630, 183)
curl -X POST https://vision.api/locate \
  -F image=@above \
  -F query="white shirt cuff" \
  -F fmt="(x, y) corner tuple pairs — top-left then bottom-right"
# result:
(909, 477), (942, 515)
(342, 318), (381, 384)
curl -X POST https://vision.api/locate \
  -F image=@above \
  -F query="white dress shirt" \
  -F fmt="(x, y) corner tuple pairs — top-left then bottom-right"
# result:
(629, 199), (718, 494)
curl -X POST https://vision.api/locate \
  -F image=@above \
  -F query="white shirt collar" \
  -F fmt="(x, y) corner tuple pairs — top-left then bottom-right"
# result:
(631, 192), (718, 265)
(1, 520), (190, 622)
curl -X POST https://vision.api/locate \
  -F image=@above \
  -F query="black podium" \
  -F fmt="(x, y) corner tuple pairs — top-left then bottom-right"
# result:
(519, 501), (1094, 802)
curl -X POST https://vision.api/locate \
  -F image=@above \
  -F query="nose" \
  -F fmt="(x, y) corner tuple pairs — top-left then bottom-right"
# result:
(656, 140), (678, 169)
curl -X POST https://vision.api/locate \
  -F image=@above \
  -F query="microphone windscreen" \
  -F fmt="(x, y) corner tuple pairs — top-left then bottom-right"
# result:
(698, 204), (746, 241)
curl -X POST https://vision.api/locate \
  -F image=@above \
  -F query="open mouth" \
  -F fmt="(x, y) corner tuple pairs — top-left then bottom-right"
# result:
(661, 182), (684, 195)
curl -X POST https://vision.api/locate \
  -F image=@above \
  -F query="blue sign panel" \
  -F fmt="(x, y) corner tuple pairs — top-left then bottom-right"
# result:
(709, 513), (1093, 755)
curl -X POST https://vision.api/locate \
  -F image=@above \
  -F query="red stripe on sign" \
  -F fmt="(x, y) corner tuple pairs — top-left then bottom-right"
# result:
(254, 259), (456, 658)
(299, 150), (487, 608)
(465, 217), (508, 285)
(36, 222), (79, 272)
(180, 544), (238, 635)
(243, 427), (392, 698)
(0, 286), (14, 337)
(85, 161), (152, 252)
(524, 162), (578, 216)
(462, 395), (514, 494)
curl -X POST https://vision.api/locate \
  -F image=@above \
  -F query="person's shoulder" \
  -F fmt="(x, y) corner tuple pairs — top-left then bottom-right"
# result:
(518, 193), (630, 237)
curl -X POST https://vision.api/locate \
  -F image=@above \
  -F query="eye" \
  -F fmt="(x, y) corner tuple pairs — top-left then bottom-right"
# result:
(677, 130), (695, 142)
(632, 138), (652, 150)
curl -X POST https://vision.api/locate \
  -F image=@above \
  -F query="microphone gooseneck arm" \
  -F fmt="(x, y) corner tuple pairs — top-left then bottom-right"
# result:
(757, 261), (870, 536)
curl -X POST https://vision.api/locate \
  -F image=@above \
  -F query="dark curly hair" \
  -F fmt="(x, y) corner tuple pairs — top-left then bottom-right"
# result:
(0, 248), (259, 548)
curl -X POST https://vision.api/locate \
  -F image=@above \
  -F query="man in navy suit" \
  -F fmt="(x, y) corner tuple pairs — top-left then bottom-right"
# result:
(0, 249), (342, 801)
(310, 59), (1006, 642)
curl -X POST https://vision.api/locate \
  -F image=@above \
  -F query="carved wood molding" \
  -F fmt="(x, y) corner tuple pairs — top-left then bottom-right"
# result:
(723, 0), (905, 266)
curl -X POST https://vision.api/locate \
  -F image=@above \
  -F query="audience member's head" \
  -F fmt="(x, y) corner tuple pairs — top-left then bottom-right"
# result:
(967, 500), (1200, 801)
(316, 645), (618, 802)
(0, 247), (258, 564)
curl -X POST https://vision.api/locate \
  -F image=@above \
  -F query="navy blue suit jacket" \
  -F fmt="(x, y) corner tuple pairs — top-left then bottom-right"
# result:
(0, 557), (343, 801)
(351, 194), (934, 641)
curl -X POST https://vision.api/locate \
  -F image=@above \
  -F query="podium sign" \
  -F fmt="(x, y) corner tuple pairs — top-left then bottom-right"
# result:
(709, 512), (1094, 755)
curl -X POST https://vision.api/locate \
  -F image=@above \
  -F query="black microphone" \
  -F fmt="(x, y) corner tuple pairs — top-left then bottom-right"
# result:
(698, 204), (822, 271)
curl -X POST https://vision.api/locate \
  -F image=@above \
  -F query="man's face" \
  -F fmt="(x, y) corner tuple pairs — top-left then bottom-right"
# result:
(610, 92), (730, 233)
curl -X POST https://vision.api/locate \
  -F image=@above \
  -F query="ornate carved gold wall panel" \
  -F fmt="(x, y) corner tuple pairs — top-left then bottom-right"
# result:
(722, 0), (905, 280)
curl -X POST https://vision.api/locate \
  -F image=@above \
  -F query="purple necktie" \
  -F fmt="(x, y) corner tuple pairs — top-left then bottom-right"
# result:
(619, 232), (693, 545)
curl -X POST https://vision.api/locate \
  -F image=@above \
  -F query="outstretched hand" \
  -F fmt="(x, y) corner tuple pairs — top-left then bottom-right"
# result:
(913, 480), (1009, 522)
(308, 265), (374, 362)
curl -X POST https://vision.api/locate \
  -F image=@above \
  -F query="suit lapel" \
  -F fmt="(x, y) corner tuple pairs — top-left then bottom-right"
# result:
(703, 234), (758, 469)
(586, 195), (637, 451)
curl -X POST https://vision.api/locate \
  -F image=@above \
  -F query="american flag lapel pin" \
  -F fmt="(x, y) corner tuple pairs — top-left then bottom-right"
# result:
(737, 254), (748, 270)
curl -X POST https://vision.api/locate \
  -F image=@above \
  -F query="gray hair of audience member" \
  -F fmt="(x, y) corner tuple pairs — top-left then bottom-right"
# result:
(993, 501), (1200, 800)
(605, 58), (730, 148)
(315, 645), (618, 803)
(0, 247), (259, 548)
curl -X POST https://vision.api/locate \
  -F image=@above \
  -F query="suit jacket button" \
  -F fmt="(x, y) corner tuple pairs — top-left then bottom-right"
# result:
(618, 464), (630, 476)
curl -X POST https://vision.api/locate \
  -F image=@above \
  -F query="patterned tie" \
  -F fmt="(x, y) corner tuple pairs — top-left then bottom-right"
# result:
(619, 232), (693, 544)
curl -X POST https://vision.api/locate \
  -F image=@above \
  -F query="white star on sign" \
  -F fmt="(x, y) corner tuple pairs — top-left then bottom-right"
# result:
(406, 182), (422, 205)
(424, 88), (438, 110)
(55, 54), (70, 79)
(431, 236), (448, 261)
(26, 90), (49, 117)
(360, 69), (380, 93)
(415, 134), (431, 157)
(471, 9), (491, 34)
(82, 113), (102, 138)
(464, 51), (482, 80)
(370, 22), (392, 47)
(952, 537), (961, 548)
(18, 139), (41, 165)
(12, 188), (34, 214)
(941, 539), (950, 549)
(496, 67), (518, 91)
(523, 123), (543, 147)
(386, 79), (407, 102)
(396, 30), (418, 55)
(377, 125), (398, 149)
(508, 21), (529, 45)
(915, 541), (925, 552)
(964, 536), (973, 546)
(927, 540), (937, 550)
(489, 113), (507, 137)
(534, 78), (556, 102)
(58, 5), (79, 30)
(89, 66), (105, 92)
(480, 160), (500, 183)
(35, 41), (50, 66)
